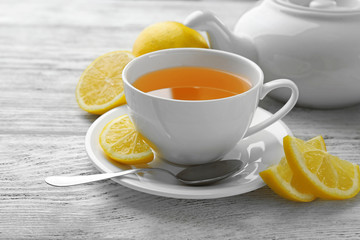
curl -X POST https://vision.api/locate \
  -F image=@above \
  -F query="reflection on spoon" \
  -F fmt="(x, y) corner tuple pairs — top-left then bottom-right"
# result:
(45, 159), (245, 187)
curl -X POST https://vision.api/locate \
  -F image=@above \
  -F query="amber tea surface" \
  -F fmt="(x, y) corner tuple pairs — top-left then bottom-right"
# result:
(132, 66), (251, 101)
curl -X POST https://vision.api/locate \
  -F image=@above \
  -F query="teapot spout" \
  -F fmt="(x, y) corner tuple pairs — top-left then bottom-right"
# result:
(184, 11), (257, 62)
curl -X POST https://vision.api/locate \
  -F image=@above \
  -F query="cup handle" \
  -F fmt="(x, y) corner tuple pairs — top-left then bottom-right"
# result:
(243, 79), (299, 138)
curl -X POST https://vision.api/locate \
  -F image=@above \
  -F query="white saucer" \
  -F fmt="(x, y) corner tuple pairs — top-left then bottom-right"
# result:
(85, 105), (292, 199)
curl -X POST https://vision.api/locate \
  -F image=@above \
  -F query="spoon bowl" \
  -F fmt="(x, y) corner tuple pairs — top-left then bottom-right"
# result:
(176, 159), (245, 185)
(45, 159), (245, 187)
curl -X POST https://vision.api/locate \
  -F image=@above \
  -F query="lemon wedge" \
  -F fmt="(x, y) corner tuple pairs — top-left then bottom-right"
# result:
(76, 51), (134, 114)
(99, 114), (154, 165)
(284, 135), (360, 200)
(260, 136), (326, 202)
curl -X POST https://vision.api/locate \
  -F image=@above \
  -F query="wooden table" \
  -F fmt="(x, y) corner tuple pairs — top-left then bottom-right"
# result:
(1, 0), (360, 239)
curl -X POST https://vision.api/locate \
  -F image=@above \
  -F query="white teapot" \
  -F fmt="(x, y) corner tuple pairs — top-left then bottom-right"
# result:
(184, 0), (360, 108)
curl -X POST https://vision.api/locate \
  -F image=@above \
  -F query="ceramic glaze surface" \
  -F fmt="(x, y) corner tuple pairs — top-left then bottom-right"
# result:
(123, 48), (298, 165)
(185, 0), (360, 108)
(235, 0), (360, 108)
(85, 105), (293, 199)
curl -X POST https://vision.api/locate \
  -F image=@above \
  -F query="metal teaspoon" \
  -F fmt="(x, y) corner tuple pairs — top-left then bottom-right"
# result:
(45, 159), (245, 187)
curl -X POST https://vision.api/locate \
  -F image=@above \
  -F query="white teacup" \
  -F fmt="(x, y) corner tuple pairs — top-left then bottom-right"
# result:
(123, 48), (298, 165)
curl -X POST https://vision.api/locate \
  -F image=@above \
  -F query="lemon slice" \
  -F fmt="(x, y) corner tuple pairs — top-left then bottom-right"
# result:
(260, 136), (326, 202)
(99, 114), (154, 165)
(132, 21), (209, 57)
(284, 135), (360, 200)
(76, 51), (134, 114)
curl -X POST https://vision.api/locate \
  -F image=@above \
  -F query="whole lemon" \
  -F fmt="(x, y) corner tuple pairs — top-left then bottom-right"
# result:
(132, 21), (209, 57)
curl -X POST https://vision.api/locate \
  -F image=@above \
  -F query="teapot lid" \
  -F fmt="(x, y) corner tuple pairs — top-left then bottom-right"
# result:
(273, 0), (360, 14)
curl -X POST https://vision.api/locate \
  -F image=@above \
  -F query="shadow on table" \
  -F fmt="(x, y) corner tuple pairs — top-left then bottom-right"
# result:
(81, 113), (99, 123)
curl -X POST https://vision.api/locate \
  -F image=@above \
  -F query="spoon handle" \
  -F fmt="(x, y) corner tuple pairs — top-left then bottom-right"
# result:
(45, 168), (150, 187)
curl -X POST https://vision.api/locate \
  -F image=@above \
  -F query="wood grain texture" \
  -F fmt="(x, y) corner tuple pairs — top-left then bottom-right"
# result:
(1, 0), (360, 239)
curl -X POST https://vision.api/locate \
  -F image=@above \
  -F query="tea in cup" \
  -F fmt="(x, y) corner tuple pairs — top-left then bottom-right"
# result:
(133, 66), (251, 101)
(122, 48), (298, 165)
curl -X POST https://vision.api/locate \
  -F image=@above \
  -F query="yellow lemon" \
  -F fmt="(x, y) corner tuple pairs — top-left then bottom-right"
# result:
(76, 51), (134, 114)
(284, 135), (360, 200)
(260, 136), (326, 202)
(99, 114), (154, 165)
(132, 21), (209, 57)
